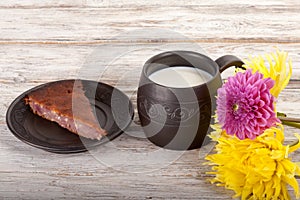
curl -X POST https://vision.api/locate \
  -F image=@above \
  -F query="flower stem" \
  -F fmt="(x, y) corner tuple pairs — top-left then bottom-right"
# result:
(279, 116), (300, 129)
(277, 115), (300, 147)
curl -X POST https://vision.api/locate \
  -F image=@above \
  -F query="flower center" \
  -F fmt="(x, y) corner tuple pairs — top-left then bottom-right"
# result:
(233, 103), (239, 112)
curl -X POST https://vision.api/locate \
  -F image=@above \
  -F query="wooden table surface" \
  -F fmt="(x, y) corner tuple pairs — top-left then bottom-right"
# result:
(1, 0), (300, 199)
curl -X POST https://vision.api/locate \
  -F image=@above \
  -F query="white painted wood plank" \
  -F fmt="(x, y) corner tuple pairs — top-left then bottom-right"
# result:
(0, 0), (298, 8)
(0, 121), (233, 199)
(0, 5), (300, 42)
(1, 43), (300, 83)
(1, 123), (299, 199)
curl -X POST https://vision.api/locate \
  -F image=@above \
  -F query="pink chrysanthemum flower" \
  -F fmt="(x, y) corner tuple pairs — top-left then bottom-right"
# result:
(217, 69), (279, 140)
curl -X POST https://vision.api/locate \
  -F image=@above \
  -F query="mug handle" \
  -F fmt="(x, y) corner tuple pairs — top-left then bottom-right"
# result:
(215, 55), (245, 73)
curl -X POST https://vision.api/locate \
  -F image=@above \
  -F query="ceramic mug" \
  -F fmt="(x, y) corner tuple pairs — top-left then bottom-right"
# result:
(137, 51), (244, 150)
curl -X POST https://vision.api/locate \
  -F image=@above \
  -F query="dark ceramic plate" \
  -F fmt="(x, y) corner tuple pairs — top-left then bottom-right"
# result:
(6, 79), (134, 153)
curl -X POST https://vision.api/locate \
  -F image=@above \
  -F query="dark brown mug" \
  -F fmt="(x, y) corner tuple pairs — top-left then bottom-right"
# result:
(137, 51), (244, 150)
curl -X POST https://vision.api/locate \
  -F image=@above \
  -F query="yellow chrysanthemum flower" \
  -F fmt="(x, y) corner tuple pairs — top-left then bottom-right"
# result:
(243, 49), (292, 98)
(205, 124), (300, 200)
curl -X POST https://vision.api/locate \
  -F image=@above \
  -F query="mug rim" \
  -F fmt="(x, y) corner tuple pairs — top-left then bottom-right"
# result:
(142, 50), (220, 89)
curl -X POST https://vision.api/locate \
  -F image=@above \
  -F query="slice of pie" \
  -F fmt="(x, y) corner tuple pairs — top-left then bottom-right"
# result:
(24, 80), (107, 140)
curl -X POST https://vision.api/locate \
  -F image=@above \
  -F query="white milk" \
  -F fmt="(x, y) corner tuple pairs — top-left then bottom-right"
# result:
(148, 66), (212, 88)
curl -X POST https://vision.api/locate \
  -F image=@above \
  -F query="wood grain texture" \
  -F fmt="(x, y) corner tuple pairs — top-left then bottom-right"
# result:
(0, 5), (300, 43)
(1, 0), (300, 8)
(1, 0), (300, 199)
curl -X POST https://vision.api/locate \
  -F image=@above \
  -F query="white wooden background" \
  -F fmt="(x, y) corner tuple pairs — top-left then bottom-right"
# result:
(1, 0), (300, 199)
